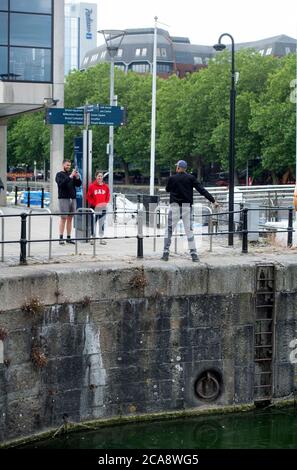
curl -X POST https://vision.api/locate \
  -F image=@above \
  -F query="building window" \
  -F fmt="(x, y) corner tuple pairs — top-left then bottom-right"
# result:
(0, 46), (8, 76)
(82, 56), (89, 65)
(90, 53), (98, 62)
(0, 12), (8, 45)
(285, 47), (291, 55)
(266, 48), (272, 55)
(131, 62), (150, 73)
(157, 63), (171, 73)
(10, 13), (52, 48)
(194, 56), (203, 65)
(10, 0), (52, 14)
(204, 57), (210, 64)
(10, 46), (51, 81)
(0, 0), (53, 82)
(259, 49), (264, 56)
(141, 48), (147, 56)
(157, 48), (167, 57)
(135, 48), (141, 56)
(115, 64), (125, 72)
(117, 48), (123, 57)
(100, 50), (106, 59)
(0, 0), (8, 10)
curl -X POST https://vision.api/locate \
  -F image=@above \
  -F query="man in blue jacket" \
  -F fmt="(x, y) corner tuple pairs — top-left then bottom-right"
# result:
(161, 160), (218, 262)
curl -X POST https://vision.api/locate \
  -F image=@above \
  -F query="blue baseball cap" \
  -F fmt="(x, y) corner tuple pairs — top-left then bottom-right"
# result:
(175, 160), (187, 169)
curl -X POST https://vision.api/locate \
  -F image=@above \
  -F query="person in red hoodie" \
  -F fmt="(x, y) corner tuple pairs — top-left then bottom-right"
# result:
(87, 171), (110, 244)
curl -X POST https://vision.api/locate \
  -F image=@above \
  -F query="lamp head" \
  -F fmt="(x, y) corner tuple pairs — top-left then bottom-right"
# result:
(43, 97), (59, 107)
(213, 43), (226, 52)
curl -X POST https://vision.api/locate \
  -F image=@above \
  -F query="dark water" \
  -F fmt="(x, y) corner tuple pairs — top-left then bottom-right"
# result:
(22, 406), (297, 449)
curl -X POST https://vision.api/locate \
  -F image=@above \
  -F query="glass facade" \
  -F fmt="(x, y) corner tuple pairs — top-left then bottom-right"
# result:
(0, 0), (53, 82)
(10, 13), (52, 47)
(0, 12), (8, 44)
(0, 46), (8, 75)
(10, 0), (52, 14)
(10, 47), (51, 82)
(0, 0), (8, 10)
(65, 15), (79, 75)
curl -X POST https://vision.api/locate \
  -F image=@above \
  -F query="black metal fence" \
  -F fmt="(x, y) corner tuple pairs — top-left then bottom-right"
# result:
(0, 206), (295, 265)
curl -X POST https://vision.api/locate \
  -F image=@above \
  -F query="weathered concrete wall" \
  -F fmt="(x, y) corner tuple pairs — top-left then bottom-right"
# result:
(0, 260), (296, 444)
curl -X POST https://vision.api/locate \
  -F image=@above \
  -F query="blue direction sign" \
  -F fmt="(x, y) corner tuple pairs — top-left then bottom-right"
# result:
(46, 105), (126, 126)
(46, 108), (84, 125)
(90, 105), (125, 126)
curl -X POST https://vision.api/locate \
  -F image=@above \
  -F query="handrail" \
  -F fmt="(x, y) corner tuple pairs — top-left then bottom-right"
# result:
(202, 205), (214, 252)
(0, 205), (295, 264)
(75, 208), (95, 257)
(0, 209), (4, 262)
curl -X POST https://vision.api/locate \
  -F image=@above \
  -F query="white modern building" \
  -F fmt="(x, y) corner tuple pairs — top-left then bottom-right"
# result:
(0, 0), (65, 208)
(65, 0), (97, 75)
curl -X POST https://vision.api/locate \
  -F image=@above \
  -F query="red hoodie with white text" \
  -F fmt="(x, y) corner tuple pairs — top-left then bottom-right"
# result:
(87, 181), (110, 208)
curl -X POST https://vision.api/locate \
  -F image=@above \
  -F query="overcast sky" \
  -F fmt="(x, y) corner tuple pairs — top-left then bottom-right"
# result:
(94, 0), (297, 45)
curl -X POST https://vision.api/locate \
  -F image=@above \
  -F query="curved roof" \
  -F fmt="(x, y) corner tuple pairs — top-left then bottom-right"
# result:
(81, 28), (296, 73)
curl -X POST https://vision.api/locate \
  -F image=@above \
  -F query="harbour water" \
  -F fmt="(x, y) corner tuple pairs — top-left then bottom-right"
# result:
(22, 406), (297, 449)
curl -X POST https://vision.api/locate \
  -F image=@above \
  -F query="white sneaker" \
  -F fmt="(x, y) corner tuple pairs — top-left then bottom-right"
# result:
(100, 239), (107, 245)
(90, 239), (95, 245)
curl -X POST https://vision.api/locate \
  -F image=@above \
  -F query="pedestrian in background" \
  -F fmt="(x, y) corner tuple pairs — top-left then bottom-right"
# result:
(87, 171), (110, 245)
(161, 160), (219, 262)
(55, 159), (82, 245)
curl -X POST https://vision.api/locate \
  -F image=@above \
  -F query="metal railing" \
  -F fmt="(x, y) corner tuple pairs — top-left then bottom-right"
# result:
(0, 205), (295, 265)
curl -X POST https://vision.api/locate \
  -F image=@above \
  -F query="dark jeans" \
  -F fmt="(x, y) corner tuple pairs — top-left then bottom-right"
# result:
(91, 209), (106, 237)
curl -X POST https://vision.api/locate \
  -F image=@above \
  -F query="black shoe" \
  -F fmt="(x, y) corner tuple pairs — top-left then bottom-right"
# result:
(161, 252), (169, 261)
(66, 238), (75, 245)
(59, 239), (65, 245)
(191, 252), (199, 262)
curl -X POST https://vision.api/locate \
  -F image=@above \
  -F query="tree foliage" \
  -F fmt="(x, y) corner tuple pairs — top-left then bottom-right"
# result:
(6, 51), (296, 182)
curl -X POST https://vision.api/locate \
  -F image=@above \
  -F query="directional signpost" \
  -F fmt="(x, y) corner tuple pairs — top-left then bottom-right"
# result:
(45, 105), (125, 127)
(45, 104), (126, 241)
(45, 108), (84, 125)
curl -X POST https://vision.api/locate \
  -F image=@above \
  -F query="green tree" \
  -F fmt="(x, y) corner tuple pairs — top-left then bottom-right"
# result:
(209, 49), (280, 178)
(250, 53), (296, 183)
(8, 112), (50, 168)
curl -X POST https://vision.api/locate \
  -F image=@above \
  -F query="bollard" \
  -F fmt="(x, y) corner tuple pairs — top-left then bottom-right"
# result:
(41, 187), (44, 209)
(137, 209), (144, 258)
(20, 213), (28, 264)
(287, 207), (293, 248)
(242, 208), (248, 254)
(27, 187), (31, 208)
(15, 186), (18, 206)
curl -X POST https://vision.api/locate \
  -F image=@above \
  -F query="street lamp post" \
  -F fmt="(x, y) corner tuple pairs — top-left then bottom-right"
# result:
(213, 33), (236, 246)
(150, 16), (158, 196)
(98, 30), (126, 203)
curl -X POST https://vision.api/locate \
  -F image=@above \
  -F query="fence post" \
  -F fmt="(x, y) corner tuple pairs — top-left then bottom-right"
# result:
(41, 187), (44, 209)
(20, 212), (28, 264)
(287, 207), (293, 248)
(15, 186), (18, 205)
(137, 209), (144, 258)
(137, 194), (141, 211)
(242, 208), (248, 254)
(113, 193), (117, 223)
(27, 187), (30, 208)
